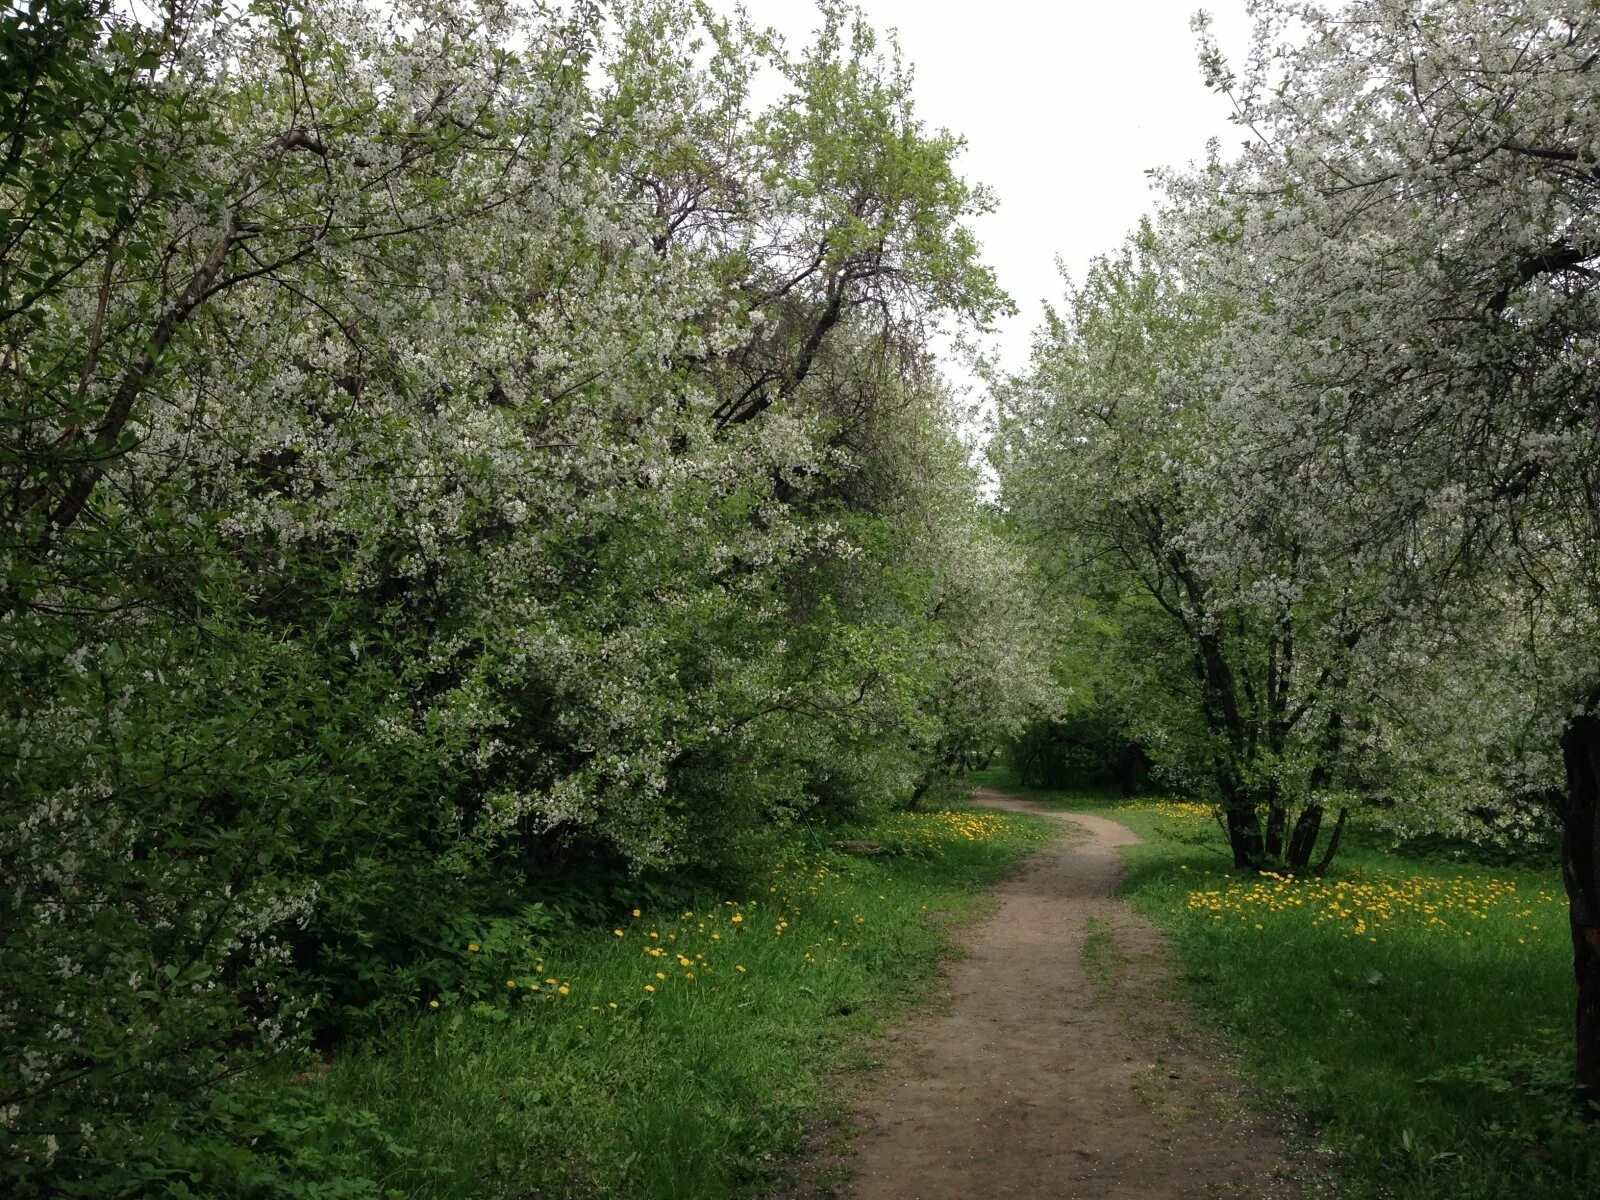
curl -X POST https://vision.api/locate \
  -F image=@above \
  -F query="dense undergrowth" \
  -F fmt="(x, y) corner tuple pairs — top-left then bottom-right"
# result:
(971, 768), (1600, 1200)
(111, 804), (1052, 1200)
(0, 4), (1061, 1190)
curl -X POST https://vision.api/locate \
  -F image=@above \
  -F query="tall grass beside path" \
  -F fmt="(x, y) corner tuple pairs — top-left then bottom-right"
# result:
(306, 805), (1054, 1199)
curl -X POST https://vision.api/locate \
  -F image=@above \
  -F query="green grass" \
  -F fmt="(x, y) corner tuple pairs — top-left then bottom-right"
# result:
(301, 805), (1053, 1199)
(1082, 915), (1126, 991)
(969, 767), (1600, 1200)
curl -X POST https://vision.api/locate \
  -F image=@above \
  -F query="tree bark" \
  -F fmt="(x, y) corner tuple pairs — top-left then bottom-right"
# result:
(39, 216), (239, 550)
(1285, 804), (1324, 871)
(1264, 801), (1288, 861)
(1560, 714), (1600, 1117)
(906, 778), (930, 812)
(1313, 808), (1346, 877)
(1223, 797), (1265, 870)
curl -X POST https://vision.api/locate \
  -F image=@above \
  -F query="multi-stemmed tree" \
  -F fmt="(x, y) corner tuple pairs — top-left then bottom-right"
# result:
(995, 224), (1451, 874)
(1000, 0), (1600, 1109)
(1171, 0), (1600, 1107)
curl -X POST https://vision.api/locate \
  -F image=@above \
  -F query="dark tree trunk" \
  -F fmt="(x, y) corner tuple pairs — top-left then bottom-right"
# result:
(1560, 715), (1600, 1117)
(1313, 808), (1347, 877)
(1285, 805), (1324, 871)
(1264, 802), (1288, 861)
(906, 778), (930, 812)
(1224, 803), (1265, 870)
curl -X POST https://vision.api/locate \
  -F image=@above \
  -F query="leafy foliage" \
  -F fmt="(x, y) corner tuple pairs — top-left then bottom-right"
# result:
(992, 0), (1600, 1105)
(0, 1), (1055, 1191)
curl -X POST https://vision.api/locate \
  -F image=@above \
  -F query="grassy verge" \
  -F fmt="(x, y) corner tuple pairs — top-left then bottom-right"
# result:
(283, 804), (1053, 1199)
(970, 768), (1600, 1200)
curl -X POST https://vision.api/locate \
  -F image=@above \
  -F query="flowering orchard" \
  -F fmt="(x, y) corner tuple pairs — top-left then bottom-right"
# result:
(0, 0), (1058, 1191)
(995, 1), (1600, 1112)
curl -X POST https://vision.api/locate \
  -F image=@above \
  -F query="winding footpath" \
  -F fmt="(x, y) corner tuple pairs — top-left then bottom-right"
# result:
(841, 791), (1302, 1200)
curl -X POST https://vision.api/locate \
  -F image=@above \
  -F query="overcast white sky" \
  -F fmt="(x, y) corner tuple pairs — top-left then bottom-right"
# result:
(725, 0), (1257, 382)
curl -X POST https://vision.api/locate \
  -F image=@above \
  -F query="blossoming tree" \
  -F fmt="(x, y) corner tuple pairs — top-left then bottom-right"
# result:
(0, 0), (1054, 1186)
(1162, 0), (1600, 1110)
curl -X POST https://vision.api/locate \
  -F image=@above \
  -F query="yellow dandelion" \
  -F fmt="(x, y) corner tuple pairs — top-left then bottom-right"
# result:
(644, 984), (655, 992)
(558, 985), (570, 995)
(467, 942), (480, 953)
(428, 999), (440, 1009)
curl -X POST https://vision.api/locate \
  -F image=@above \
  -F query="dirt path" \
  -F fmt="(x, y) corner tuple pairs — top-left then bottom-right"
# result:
(841, 791), (1300, 1200)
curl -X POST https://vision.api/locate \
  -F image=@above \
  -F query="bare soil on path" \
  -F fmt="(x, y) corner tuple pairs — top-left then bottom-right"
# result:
(839, 791), (1302, 1200)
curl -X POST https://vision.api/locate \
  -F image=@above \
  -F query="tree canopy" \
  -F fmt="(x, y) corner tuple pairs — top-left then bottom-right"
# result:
(0, 1), (1057, 1187)
(994, 0), (1600, 1110)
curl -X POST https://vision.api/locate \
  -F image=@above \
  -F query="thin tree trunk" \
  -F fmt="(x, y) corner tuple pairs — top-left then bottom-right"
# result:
(1285, 804), (1324, 871)
(906, 778), (930, 812)
(1313, 808), (1346, 877)
(40, 216), (239, 549)
(1560, 714), (1600, 1117)
(1264, 802), (1288, 861)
